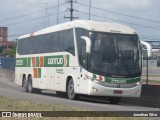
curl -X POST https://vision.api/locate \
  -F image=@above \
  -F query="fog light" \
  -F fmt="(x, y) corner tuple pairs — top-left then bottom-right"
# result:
(135, 90), (140, 94)
(93, 87), (98, 92)
(136, 81), (141, 86)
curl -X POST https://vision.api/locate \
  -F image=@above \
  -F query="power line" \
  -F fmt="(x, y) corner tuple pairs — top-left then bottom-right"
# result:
(75, 10), (160, 31)
(76, 2), (160, 24)
(4, 11), (66, 27)
(0, 10), (44, 23)
(0, 2), (66, 23)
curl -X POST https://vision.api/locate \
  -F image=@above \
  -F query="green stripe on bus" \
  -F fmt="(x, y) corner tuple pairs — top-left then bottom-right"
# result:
(16, 55), (70, 67)
(16, 58), (28, 67)
(36, 57), (40, 67)
(92, 73), (140, 84)
(27, 57), (31, 67)
(44, 55), (69, 67)
(38, 68), (41, 78)
(104, 77), (140, 84)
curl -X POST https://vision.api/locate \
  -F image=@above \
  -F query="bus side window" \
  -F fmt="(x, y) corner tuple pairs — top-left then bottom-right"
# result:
(63, 29), (75, 55)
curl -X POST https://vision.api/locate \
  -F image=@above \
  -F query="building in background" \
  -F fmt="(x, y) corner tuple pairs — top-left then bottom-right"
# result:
(0, 27), (16, 57)
(0, 27), (8, 41)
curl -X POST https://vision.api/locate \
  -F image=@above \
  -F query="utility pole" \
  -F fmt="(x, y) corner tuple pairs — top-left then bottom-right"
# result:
(89, 0), (91, 20)
(44, 3), (48, 27)
(57, 0), (59, 24)
(70, 0), (73, 21)
(64, 0), (78, 21)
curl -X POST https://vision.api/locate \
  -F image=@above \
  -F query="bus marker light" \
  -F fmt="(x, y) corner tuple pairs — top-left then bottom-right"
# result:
(93, 87), (98, 92)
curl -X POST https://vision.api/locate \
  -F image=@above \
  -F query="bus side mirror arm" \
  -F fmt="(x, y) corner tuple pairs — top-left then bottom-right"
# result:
(81, 36), (91, 53)
(81, 36), (92, 70)
(140, 41), (152, 57)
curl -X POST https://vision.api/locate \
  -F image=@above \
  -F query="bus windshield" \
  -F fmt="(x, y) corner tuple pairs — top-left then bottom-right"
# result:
(90, 32), (141, 77)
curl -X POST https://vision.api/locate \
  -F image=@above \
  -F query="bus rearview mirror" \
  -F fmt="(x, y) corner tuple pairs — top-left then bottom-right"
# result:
(81, 36), (91, 53)
(140, 41), (152, 57)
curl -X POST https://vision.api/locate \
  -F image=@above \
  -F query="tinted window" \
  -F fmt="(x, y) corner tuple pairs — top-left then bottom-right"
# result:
(90, 32), (141, 77)
(75, 28), (89, 68)
(63, 29), (75, 55)
(17, 29), (75, 55)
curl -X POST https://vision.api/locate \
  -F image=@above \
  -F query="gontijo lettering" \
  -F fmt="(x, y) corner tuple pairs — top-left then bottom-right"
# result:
(48, 58), (63, 65)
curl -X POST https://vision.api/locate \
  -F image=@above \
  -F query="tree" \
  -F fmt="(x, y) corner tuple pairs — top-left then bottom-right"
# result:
(5, 43), (17, 58)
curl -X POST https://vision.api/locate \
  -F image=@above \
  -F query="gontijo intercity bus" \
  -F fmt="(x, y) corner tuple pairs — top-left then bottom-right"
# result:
(15, 20), (152, 104)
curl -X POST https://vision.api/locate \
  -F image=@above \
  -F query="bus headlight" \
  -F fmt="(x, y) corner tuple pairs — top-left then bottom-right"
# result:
(135, 81), (141, 86)
(85, 74), (94, 81)
(85, 74), (102, 84)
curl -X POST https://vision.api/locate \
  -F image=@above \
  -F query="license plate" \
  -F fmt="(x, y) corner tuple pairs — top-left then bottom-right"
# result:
(114, 90), (123, 94)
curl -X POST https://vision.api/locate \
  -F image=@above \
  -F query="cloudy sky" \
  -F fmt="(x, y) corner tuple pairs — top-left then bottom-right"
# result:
(0, 0), (160, 41)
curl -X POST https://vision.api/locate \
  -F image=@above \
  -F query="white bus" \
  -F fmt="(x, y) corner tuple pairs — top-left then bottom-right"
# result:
(15, 20), (152, 104)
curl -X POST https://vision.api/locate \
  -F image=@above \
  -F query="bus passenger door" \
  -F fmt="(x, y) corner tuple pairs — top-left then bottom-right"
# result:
(39, 68), (46, 89)
(46, 68), (55, 90)
(79, 41), (88, 93)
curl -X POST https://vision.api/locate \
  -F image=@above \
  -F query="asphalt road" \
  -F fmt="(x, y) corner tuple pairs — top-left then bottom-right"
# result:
(0, 77), (159, 111)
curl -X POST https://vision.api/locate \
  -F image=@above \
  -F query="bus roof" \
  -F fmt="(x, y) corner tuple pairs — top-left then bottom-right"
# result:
(18, 20), (136, 39)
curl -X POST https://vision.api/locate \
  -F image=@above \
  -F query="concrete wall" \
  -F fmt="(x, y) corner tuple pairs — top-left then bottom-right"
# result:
(0, 68), (15, 82)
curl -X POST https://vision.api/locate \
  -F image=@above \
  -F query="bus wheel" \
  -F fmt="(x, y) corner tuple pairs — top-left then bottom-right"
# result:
(67, 79), (79, 100)
(27, 76), (33, 93)
(108, 97), (121, 104)
(22, 76), (28, 92)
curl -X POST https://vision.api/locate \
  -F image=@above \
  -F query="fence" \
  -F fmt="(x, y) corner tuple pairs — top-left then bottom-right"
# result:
(142, 59), (160, 83)
(0, 57), (159, 83)
(0, 57), (15, 71)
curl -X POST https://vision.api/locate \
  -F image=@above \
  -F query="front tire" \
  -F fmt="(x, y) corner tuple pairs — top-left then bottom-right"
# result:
(67, 79), (79, 100)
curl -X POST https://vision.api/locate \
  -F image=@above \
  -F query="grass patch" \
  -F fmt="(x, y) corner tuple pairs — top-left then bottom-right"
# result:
(0, 96), (149, 120)
(0, 96), (81, 111)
